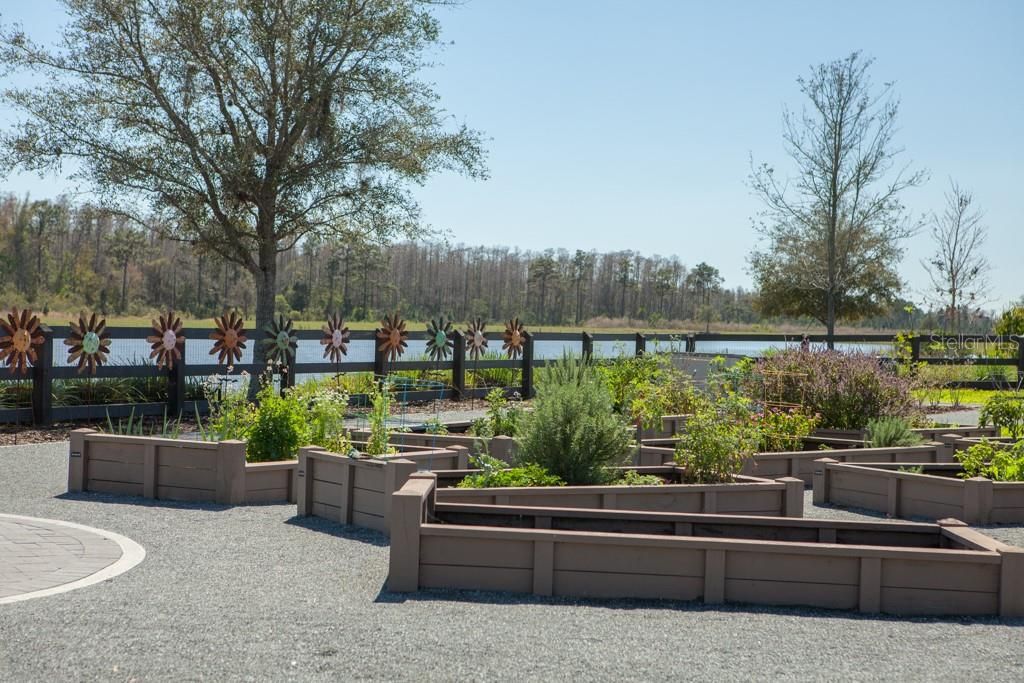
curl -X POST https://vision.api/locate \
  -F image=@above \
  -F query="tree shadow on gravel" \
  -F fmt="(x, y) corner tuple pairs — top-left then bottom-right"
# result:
(283, 515), (389, 547)
(375, 586), (1024, 626)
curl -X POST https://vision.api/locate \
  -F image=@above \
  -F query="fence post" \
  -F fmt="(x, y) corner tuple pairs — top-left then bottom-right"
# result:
(522, 331), (535, 399)
(1015, 335), (1024, 383)
(685, 334), (696, 354)
(167, 339), (185, 418)
(373, 327), (387, 381)
(31, 325), (53, 426)
(451, 330), (466, 400)
(581, 332), (593, 362)
(910, 335), (921, 364)
(635, 332), (646, 356)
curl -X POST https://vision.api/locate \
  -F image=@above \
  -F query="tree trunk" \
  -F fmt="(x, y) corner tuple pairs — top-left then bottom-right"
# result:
(120, 258), (129, 313)
(251, 234), (278, 397)
(826, 290), (836, 350)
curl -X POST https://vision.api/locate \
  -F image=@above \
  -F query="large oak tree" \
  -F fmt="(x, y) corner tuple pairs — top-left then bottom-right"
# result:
(0, 0), (486, 363)
(748, 52), (924, 346)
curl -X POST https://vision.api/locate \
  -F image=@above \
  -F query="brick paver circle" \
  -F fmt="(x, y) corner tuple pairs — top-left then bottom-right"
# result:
(0, 513), (145, 605)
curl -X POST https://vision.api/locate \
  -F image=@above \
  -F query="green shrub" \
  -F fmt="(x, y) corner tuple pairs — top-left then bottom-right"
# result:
(757, 408), (819, 452)
(516, 355), (632, 485)
(865, 417), (924, 448)
(468, 388), (523, 438)
(364, 381), (397, 456)
(599, 353), (697, 429)
(612, 470), (664, 486)
(422, 418), (449, 435)
(750, 349), (920, 430)
(292, 382), (352, 454)
(956, 439), (1024, 481)
(674, 396), (760, 483)
(456, 454), (564, 489)
(200, 371), (255, 442)
(247, 380), (307, 462)
(979, 394), (1024, 438)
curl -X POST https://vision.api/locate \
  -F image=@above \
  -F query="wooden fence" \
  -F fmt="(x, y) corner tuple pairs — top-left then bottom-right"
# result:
(1, 328), (1020, 426)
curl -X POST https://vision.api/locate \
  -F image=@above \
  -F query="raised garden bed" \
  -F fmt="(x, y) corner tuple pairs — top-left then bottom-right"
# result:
(634, 436), (868, 466)
(295, 445), (466, 535)
(66, 428), (458, 506)
(347, 429), (515, 462)
(813, 459), (1024, 524)
(296, 450), (800, 533)
(388, 472), (1024, 617)
(813, 425), (997, 441)
(635, 442), (949, 486)
(744, 443), (948, 486)
(432, 466), (803, 518)
(67, 428), (294, 505)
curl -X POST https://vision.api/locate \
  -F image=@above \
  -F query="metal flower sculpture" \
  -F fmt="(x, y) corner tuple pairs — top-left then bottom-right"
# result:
(320, 313), (350, 363)
(502, 317), (527, 360)
(0, 307), (45, 375)
(262, 315), (298, 366)
(65, 311), (111, 375)
(424, 316), (454, 362)
(465, 318), (488, 360)
(147, 311), (185, 370)
(209, 311), (247, 366)
(376, 312), (408, 363)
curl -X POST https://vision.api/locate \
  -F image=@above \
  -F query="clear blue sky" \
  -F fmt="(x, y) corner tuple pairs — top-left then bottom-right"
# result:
(2, 1), (1022, 308)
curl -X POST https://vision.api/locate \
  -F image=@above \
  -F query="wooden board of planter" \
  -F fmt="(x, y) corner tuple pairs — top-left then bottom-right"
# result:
(295, 445), (467, 534)
(66, 428), (460, 507)
(813, 459), (1024, 524)
(388, 472), (1024, 617)
(67, 428), (277, 505)
(636, 441), (962, 487)
(347, 430), (516, 463)
(433, 467), (804, 518)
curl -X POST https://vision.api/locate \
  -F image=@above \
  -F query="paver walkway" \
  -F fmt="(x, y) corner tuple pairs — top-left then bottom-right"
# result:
(0, 513), (144, 604)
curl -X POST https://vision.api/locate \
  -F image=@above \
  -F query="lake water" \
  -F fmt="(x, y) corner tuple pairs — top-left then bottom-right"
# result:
(46, 335), (894, 372)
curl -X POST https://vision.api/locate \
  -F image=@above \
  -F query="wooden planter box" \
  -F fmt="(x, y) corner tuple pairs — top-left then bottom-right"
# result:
(295, 445), (467, 535)
(744, 443), (947, 486)
(433, 468), (804, 518)
(635, 443), (949, 486)
(813, 425), (997, 441)
(638, 435), (868, 458)
(636, 414), (690, 441)
(388, 473), (1024, 617)
(813, 459), (1024, 524)
(348, 430), (516, 462)
(67, 428), (296, 505)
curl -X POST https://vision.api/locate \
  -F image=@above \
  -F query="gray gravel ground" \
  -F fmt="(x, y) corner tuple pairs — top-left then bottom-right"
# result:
(2, 442), (1024, 682)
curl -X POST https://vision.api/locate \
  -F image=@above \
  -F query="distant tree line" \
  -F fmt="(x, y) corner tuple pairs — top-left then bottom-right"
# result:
(0, 193), (759, 327)
(0, 192), (1001, 333)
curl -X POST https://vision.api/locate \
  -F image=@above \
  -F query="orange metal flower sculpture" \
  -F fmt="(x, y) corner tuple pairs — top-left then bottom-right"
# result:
(147, 311), (185, 370)
(209, 311), (247, 366)
(321, 313), (350, 363)
(502, 317), (526, 360)
(65, 311), (111, 375)
(376, 312), (408, 363)
(0, 307), (45, 375)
